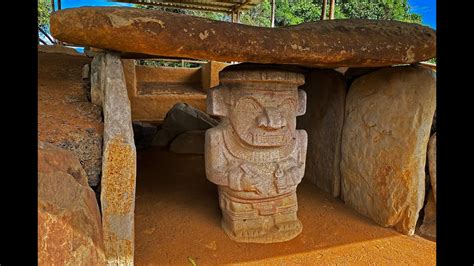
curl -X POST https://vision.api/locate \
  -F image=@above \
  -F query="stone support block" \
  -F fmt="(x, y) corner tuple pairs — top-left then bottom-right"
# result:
(91, 52), (106, 106)
(340, 65), (436, 235)
(297, 69), (346, 197)
(201, 60), (230, 90)
(101, 52), (136, 265)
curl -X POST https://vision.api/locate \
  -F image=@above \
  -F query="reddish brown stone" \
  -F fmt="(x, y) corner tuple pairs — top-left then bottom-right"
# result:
(38, 52), (103, 188)
(38, 141), (106, 265)
(50, 7), (435, 68)
(100, 53), (136, 264)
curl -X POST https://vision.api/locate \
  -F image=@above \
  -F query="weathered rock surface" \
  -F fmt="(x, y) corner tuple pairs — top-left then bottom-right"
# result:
(170, 130), (205, 154)
(101, 52), (137, 265)
(428, 133), (436, 202)
(50, 7), (435, 68)
(123, 60), (208, 122)
(38, 141), (106, 265)
(153, 103), (218, 146)
(419, 189), (436, 240)
(90, 52), (106, 106)
(38, 52), (103, 188)
(38, 44), (82, 56)
(340, 65), (436, 235)
(343, 67), (384, 81)
(297, 69), (346, 197)
(430, 111), (436, 134)
(82, 63), (90, 80)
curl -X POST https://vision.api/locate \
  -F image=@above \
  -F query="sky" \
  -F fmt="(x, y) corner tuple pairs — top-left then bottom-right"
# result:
(408, 0), (436, 29)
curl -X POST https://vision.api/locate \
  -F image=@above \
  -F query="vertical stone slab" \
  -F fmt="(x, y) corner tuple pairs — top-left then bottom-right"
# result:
(419, 132), (436, 239)
(419, 190), (436, 239)
(101, 52), (136, 265)
(297, 69), (346, 197)
(90, 52), (106, 106)
(428, 133), (436, 202)
(201, 60), (230, 90)
(340, 65), (436, 235)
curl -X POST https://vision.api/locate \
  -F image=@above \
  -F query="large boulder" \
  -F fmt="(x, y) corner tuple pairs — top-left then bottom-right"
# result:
(419, 190), (436, 239)
(153, 103), (218, 146)
(38, 44), (82, 56)
(340, 65), (436, 235)
(419, 133), (436, 240)
(50, 7), (436, 68)
(38, 141), (106, 265)
(169, 130), (205, 154)
(297, 69), (347, 197)
(428, 133), (436, 201)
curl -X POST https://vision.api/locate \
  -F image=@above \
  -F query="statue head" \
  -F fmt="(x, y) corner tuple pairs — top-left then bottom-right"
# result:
(208, 66), (306, 147)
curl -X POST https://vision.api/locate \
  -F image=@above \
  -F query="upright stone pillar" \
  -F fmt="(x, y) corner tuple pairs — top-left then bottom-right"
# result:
(101, 53), (136, 265)
(205, 64), (307, 243)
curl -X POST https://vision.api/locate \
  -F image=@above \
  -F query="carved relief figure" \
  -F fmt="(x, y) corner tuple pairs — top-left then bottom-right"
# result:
(205, 65), (307, 243)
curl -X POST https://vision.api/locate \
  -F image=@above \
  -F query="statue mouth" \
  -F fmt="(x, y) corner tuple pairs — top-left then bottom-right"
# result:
(251, 133), (289, 146)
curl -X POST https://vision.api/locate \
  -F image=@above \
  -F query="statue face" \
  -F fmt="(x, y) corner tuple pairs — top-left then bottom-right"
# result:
(228, 88), (298, 147)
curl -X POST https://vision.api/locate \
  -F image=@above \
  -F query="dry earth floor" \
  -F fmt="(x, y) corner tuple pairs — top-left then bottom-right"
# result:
(135, 147), (436, 265)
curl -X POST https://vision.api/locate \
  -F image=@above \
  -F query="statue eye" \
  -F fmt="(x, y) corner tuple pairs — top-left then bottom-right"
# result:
(279, 99), (296, 111)
(236, 98), (260, 112)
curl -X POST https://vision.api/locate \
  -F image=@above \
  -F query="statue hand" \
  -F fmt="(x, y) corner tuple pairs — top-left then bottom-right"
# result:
(240, 163), (264, 195)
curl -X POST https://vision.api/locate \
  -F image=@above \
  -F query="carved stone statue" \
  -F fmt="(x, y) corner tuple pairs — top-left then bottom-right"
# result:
(205, 64), (307, 243)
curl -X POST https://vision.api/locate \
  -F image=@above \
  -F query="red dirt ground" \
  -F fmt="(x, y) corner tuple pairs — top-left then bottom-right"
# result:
(135, 147), (436, 265)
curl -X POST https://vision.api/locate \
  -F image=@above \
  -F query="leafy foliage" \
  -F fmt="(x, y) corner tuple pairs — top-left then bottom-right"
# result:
(134, 4), (228, 21)
(242, 0), (422, 26)
(38, 0), (52, 31)
(339, 0), (421, 23)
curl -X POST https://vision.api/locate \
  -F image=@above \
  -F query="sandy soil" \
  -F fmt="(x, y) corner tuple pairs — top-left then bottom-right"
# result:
(135, 147), (436, 265)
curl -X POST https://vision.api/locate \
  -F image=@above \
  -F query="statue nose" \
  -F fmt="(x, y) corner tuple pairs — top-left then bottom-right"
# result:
(256, 107), (287, 130)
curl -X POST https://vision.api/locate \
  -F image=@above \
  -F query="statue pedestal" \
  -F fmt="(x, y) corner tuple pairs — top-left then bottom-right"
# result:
(205, 64), (308, 243)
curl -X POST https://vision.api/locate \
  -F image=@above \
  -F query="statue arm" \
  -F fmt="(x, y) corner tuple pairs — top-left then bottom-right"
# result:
(279, 130), (307, 187)
(205, 128), (229, 187)
(292, 130), (308, 185)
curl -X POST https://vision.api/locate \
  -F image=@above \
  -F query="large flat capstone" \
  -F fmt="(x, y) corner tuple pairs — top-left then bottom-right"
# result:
(50, 7), (435, 68)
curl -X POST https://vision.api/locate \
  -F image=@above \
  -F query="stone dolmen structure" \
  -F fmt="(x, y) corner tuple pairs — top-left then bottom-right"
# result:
(50, 6), (436, 264)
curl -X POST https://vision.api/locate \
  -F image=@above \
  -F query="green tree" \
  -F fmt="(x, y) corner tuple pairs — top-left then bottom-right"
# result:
(38, 0), (52, 31)
(240, 0), (272, 27)
(135, 4), (228, 21)
(339, 0), (422, 23)
(242, 0), (421, 27)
